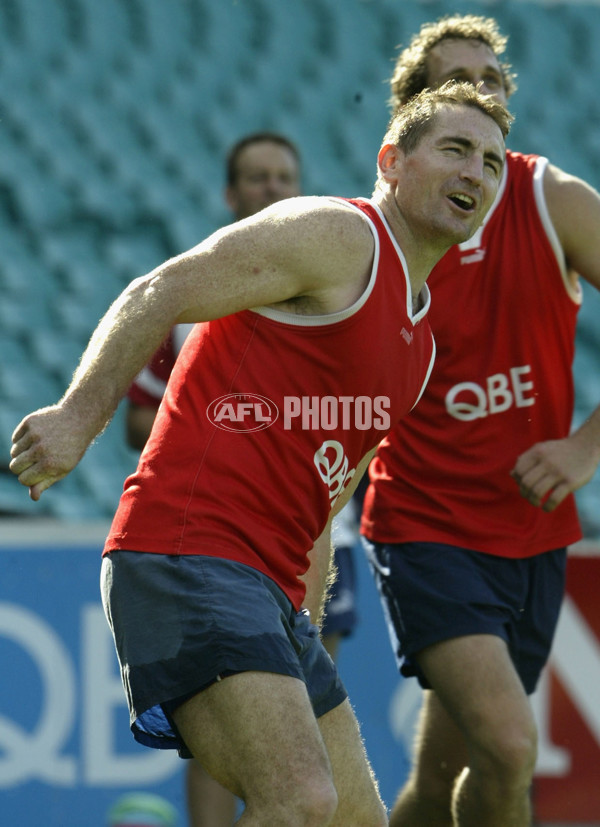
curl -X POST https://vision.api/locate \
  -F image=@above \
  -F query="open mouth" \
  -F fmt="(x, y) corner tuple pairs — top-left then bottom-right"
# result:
(448, 193), (475, 211)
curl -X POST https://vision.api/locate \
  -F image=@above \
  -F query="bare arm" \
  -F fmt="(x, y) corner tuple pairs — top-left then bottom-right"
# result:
(10, 198), (374, 500)
(511, 166), (600, 511)
(511, 412), (600, 512)
(545, 163), (600, 291)
(301, 448), (376, 625)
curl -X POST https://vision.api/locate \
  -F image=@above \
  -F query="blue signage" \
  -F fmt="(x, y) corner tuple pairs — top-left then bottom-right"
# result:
(0, 524), (410, 825)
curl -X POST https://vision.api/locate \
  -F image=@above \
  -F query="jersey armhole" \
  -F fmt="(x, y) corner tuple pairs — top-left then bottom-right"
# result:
(533, 157), (582, 305)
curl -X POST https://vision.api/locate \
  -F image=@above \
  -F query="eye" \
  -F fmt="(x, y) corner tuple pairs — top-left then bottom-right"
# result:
(445, 72), (469, 85)
(483, 74), (502, 89)
(484, 159), (501, 176)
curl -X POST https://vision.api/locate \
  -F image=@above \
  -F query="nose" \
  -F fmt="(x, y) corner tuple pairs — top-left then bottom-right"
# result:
(460, 153), (484, 185)
(265, 175), (285, 196)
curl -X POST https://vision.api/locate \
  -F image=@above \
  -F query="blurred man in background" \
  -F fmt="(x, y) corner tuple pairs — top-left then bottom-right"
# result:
(362, 14), (600, 827)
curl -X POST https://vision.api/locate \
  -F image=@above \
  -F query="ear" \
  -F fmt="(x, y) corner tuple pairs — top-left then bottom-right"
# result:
(377, 143), (402, 183)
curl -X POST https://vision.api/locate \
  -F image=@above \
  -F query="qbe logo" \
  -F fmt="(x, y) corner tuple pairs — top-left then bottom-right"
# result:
(206, 393), (279, 432)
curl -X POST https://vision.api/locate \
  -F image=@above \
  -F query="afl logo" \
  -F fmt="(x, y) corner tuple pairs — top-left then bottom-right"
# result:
(206, 393), (279, 432)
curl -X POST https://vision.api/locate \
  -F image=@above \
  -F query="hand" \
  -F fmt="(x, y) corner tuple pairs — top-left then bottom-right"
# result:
(510, 434), (600, 512)
(9, 404), (90, 501)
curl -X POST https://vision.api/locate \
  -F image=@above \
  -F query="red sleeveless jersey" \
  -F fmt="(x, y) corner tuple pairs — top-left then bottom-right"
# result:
(105, 198), (435, 609)
(362, 152), (582, 556)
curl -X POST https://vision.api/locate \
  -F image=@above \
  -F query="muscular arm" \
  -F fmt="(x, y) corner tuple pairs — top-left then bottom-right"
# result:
(545, 163), (600, 291)
(511, 166), (600, 511)
(10, 199), (374, 500)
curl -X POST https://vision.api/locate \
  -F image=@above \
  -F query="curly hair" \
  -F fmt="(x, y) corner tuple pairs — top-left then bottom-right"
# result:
(389, 15), (517, 112)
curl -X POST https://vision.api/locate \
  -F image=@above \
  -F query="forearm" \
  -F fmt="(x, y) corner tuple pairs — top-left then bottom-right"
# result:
(62, 275), (177, 439)
(571, 402), (600, 464)
(511, 402), (600, 511)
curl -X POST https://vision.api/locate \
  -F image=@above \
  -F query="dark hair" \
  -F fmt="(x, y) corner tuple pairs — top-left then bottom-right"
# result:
(390, 14), (517, 111)
(226, 132), (301, 186)
(383, 80), (512, 159)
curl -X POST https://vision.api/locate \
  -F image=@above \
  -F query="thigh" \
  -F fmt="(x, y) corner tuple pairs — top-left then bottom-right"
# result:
(102, 552), (314, 753)
(172, 671), (332, 803)
(364, 540), (527, 688)
(399, 689), (469, 803)
(317, 699), (387, 826)
(416, 633), (535, 750)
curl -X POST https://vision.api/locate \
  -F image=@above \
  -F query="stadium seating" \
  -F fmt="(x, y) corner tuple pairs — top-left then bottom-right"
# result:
(1, 0), (599, 537)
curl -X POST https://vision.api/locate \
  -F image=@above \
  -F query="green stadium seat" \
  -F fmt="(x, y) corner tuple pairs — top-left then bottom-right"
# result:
(0, 0), (598, 526)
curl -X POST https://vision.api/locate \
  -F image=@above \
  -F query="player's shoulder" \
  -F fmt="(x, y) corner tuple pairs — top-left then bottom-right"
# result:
(504, 148), (544, 176)
(260, 196), (374, 254)
(506, 150), (583, 192)
(543, 161), (600, 234)
(263, 194), (371, 226)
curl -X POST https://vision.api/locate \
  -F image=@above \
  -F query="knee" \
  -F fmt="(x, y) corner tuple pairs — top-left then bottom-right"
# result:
(341, 793), (388, 827)
(247, 777), (337, 826)
(495, 720), (537, 779)
(412, 763), (459, 809)
(472, 721), (537, 788)
(292, 776), (339, 826)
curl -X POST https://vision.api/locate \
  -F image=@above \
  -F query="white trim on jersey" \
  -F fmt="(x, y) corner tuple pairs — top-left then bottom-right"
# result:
(533, 156), (582, 305)
(249, 197), (430, 327)
(368, 198), (431, 325)
(410, 335), (436, 412)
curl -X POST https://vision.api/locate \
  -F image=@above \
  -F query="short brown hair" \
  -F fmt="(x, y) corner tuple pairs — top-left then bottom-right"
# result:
(384, 80), (512, 158)
(390, 14), (517, 111)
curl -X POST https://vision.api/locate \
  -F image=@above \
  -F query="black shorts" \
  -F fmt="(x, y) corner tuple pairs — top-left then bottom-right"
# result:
(362, 539), (567, 694)
(101, 552), (347, 755)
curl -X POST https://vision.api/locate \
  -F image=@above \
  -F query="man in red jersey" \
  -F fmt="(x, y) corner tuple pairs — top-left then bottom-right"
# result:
(361, 15), (600, 827)
(126, 130), (360, 827)
(127, 130), (305, 827)
(10, 83), (509, 826)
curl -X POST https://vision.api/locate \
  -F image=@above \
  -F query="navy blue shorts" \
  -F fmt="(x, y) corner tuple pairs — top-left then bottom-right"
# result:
(321, 545), (359, 639)
(101, 552), (347, 756)
(362, 540), (566, 694)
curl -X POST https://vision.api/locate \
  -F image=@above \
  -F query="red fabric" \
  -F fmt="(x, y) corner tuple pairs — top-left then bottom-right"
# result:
(106, 198), (435, 609)
(362, 152), (582, 557)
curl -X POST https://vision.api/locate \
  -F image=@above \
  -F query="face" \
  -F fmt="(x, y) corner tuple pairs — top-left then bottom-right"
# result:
(225, 141), (301, 219)
(426, 38), (508, 104)
(386, 104), (505, 246)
